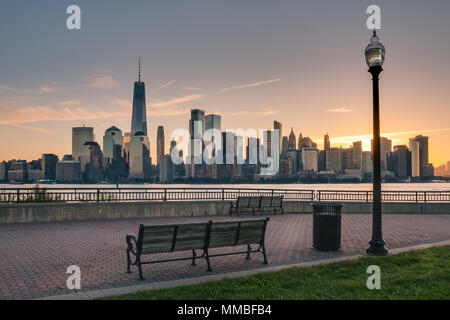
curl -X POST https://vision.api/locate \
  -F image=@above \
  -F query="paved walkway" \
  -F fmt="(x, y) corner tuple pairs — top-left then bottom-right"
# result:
(0, 213), (449, 299)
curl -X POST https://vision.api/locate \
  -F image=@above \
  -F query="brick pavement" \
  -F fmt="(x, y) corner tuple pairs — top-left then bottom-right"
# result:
(0, 213), (449, 299)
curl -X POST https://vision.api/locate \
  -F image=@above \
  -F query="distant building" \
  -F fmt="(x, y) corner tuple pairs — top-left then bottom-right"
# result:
(103, 126), (123, 165)
(371, 137), (392, 171)
(286, 149), (300, 174)
(288, 128), (296, 150)
(56, 160), (82, 183)
(326, 147), (341, 171)
(302, 148), (318, 172)
(159, 155), (174, 183)
(83, 142), (103, 183)
(393, 145), (410, 178)
(324, 133), (330, 151)
(410, 140), (420, 177)
(273, 121), (282, 155)
(129, 132), (151, 180)
(0, 161), (7, 181)
(72, 126), (94, 162)
(409, 135), (433, 177)
(7, 160), (28, 182)
(42, 153), (59, 180)
(156, 126), (165, 166)
(362, 151), (373, 177)
(351, 141), (362, 170)
(188, 109), (205, 177)
(340, 147), (352, 171)
(131, 58), (148, 136)
(281, 136), (289, 157)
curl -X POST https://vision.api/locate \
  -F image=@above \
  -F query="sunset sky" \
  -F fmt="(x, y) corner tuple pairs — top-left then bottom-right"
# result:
(1, 1), (449, 166)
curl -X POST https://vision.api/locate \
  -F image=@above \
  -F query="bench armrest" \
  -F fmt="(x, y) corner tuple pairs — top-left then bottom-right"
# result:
(126, 234), (138, 256)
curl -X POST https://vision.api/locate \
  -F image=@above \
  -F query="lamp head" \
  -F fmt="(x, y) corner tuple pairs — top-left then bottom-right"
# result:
(365, 31), (385, 68)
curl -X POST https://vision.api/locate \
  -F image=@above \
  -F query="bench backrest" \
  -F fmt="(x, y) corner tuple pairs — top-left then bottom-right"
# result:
(208, 218), (269, 248)
(271, 196), (283, 207)
(137, 218), (270, 255)
(260, 196), (272, 207)
(237, 196), (260, 208)
(236, 197), (251, 208)
(138, 222), (209, 254)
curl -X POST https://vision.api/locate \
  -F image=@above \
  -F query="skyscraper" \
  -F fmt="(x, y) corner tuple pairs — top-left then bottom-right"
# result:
(72, 126), (94, 162)
(409, 135), (432, 177)
(131, 57), (148, 136)
(273, 121), (282, 154)
(103, 126), (123, 164)
(301, 148), (318, 172)
(410, 140), (420, 177)
(205, 114), (221, 132)
(41, 154), (59, 180)
(371, 137), (392, 171)
(324, 133), (330, 150)
(393, 145), (410, 178)
(205, 114), (222, 159)
(351, 141), (362, 170)
(156, 126), (165, 166)
(288, 128), (296, 150)
(129, 132), (151, 180)
(188, 109), (205, 177)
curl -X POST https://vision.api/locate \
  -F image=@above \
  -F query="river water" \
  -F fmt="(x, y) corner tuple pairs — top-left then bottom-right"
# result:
(1, 183), (449, 191)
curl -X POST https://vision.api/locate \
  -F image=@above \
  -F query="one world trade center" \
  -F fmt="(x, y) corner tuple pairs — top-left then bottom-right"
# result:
(131, 57), (148, 135)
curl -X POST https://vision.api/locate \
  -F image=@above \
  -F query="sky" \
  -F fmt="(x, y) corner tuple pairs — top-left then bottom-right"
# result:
(1, 0), (449, 166)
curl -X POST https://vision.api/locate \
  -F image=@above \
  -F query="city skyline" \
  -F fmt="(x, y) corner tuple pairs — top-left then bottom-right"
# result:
(1, 1), (450, 166)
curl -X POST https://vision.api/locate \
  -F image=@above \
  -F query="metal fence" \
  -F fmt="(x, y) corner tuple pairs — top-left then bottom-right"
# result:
(0, 187), (315, 204)
(316, 190), (450, 203)
(0, 187), (449, 204)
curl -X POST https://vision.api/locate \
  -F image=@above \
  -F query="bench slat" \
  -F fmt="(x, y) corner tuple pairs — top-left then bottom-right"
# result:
(236, 220), (266, 245)
(208, 221), (239, 248)
(174, 223), (209, 251)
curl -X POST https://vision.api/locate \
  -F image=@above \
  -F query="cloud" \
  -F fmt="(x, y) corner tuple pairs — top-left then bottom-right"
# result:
(0, 84), (56, 94)
(148, 108), (189, 117)
(0, 85), (16, 92)
(160, 80), (176, 89)
(149, 94), (205, 108)
(219, 78), (281, 93)
(39, 86), (55, 93)
(85, 72), (118, 89)
(182, 86), (204, 92)
(57, 100), (81, 107)
(9, 124), (52, 134)
(324, 107), (353, 113)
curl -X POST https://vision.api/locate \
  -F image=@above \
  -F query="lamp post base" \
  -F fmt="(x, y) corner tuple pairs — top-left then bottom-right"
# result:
(367, 240), (389, 256)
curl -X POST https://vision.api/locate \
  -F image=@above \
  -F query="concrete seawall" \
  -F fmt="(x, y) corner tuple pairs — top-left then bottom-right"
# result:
(0, 200), (449, 224)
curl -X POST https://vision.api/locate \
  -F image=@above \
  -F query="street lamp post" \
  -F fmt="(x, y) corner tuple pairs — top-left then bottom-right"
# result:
(365, 31), (388, 256)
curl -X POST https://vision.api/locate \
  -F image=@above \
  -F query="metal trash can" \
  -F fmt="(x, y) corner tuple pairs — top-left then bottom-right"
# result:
(311, 202), (343, 251)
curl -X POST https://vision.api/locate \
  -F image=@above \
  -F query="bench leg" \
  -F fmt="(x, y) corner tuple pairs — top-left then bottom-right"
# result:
(126, 248), (132, 273)
(205, 249), (212, 272)
(246, 244), (251, 259)
(137, 258), (144, 280)
(191, 249), (197, 266)
(262, 244), (268, 265)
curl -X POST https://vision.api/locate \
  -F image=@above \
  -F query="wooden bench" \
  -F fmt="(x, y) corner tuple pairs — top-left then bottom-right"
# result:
(126, 217), (270, 280)
(229, 196), (261, 216)
(260, 196), (284, 215)
(230, 196), (284, 216)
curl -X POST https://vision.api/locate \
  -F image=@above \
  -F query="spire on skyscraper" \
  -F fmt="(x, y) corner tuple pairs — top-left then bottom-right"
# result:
(138, 56), (141, 83)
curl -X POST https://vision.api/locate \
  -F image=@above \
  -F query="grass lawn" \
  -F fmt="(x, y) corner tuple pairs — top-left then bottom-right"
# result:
(105, 245), (450, 300)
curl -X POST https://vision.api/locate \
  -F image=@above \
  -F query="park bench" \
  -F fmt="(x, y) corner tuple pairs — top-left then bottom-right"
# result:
(126, 217), (270, 280)
(229, 196), (284, 216)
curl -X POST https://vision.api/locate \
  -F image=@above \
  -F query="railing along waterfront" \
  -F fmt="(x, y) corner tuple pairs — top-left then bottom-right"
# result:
(315, 190), (450, 203)
(0, 187), (449, 204)
(0, 187), (315, 204)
